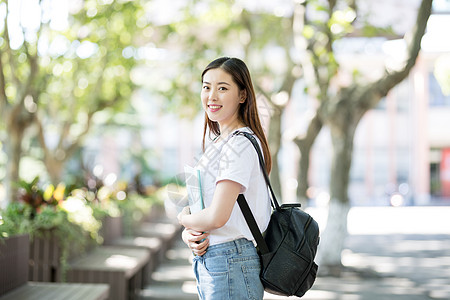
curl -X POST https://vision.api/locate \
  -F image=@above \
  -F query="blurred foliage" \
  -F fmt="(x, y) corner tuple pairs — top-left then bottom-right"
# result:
(14, 176), (65, 214)
(144, 1), (296, 118)
(0, 178), (166, 282)
(39, 1), (144, 114)
(117, 191), (161, 236)
(0, 0), (149, 193)
(0, 202), (33, 238)
(1, 177), (99, 243)
(0, 199), (94, 280)
(37, 0), (149, 182)
(0, 175), (165, 276)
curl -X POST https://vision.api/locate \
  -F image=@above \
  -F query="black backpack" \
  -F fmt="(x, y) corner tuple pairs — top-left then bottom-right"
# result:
(234, 131), (320, 297)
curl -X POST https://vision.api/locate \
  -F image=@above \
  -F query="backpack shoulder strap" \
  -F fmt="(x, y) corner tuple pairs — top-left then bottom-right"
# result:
(237, 194), (269, 254)
(232, 131), (279, 255)
(233, 131), (281, 210)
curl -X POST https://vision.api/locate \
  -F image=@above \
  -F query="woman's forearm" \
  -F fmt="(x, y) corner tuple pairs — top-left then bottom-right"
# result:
(181, 180), (242, 231)
(180, 207), (221, 231)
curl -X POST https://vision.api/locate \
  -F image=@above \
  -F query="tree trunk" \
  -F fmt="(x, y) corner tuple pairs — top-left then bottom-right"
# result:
(268, 105), (283, 200)
(294, 112), (323, 206)
(35, 112), (94, 185)
(45, 156), (65, 186)
(316, 194), (350, 275)
(315, 0), (432, 275)
(3, 126), (25, 204)
(317, 117), (356, 275)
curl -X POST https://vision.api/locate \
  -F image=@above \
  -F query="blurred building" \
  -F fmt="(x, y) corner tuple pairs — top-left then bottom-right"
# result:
(290, 52), (450, 207)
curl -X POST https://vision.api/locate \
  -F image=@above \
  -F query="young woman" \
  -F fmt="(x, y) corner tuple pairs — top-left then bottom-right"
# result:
(178, 57), (272, 299)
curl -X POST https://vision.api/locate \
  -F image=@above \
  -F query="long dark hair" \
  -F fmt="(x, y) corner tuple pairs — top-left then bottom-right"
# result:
(201, 57), (272, 174)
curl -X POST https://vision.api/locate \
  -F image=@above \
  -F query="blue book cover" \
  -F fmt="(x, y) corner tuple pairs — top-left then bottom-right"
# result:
(184, 165), (204, 213)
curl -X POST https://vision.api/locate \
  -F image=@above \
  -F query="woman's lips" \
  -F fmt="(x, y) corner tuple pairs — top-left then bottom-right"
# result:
(208, 104), (222, 113)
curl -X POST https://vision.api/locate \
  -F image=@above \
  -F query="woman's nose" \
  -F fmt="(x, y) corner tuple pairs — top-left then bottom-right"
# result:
(208, 89), (217, 101)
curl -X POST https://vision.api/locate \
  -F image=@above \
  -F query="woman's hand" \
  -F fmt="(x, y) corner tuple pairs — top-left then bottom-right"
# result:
(182, 228), (210, 256)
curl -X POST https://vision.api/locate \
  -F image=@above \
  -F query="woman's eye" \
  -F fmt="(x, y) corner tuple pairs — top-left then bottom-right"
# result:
(219, 87), (227, 91)
(202, 86), (209, 90)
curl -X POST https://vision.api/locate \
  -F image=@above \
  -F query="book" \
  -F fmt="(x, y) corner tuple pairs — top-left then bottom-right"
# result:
(184, 165), (204, 213)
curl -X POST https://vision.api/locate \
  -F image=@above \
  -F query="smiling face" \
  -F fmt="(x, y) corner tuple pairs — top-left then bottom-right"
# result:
(201, 68), (246, 131)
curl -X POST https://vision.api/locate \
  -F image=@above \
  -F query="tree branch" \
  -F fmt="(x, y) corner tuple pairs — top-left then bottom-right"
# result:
(293, 0), (334, 103)
(0, 52), (7, 116)
(363, 0), (433, 108)
(254, 83), (272, 104)
(17, 17), (41, 107)
(293, 110), (324, 200)
(240, 9), (252, 58)
(9, 51), (39, 127)
(58, 121), (72, 150)
(3, 2), (20, 87)
(64, 112), (95, 159)
(35, 114), (51, 163)
(279, 15), (299, 96)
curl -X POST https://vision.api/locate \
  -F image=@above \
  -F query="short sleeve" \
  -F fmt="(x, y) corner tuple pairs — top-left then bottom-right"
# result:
(215, 135), (258, 193)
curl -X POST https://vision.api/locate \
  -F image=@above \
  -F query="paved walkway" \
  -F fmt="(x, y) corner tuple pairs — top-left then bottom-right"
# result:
(139, 207), (450, 300)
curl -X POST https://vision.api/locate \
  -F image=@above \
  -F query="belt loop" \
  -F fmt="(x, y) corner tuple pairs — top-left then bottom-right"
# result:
(235, 240), (242, 255)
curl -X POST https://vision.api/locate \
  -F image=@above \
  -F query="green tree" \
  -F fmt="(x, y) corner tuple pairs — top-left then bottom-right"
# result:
(0, 0), (146, 203)
(292, 0), (433, 274)
(1, 0), (41, 204)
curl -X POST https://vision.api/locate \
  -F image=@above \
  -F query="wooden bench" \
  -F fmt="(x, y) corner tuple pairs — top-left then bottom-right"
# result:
(134, 220), (180, 256)
(0, 235), (109, 300)
(102, 215), (181, 286)
(108, 236), (163, 285)
(28, 232), (63, 282)
(63, 213), (180, 299)
(66, 246), (150, 300)
(0, 283), (109, 300)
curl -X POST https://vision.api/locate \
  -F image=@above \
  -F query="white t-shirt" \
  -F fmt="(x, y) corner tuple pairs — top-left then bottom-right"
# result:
(195, 127), (272, 246)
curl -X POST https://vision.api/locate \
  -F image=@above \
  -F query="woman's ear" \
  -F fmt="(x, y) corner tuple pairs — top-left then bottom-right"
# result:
(239, 90), (247, 103)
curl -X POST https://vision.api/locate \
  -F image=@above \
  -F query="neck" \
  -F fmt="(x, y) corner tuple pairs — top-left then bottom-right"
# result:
(218, 120), (245, 139)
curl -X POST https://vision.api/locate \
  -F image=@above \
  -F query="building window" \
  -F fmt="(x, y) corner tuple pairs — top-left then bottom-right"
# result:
(430, 162), (441, 196)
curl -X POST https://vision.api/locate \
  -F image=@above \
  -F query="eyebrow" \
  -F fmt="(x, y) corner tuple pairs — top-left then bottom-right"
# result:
(202, 81), (231, 86)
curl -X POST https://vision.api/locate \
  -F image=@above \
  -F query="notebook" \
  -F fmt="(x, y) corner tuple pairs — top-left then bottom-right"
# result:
(184, 165), (204, 213)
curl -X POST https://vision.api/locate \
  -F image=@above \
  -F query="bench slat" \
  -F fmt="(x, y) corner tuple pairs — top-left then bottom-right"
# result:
(68, 246), (150, 277)
(111, 236), (164, 285)
(67, 246), (150, 300)
(0, 283), (109, 300)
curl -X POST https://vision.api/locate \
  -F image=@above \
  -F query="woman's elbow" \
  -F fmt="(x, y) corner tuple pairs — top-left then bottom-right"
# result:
(211, 215), (228, 230)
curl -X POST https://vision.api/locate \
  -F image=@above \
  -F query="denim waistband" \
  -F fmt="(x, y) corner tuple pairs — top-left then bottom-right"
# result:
(202, 238), (255, 258)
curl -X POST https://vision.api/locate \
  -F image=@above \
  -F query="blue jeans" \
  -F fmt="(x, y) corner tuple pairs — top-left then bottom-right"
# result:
(193, 238), (264, 300)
